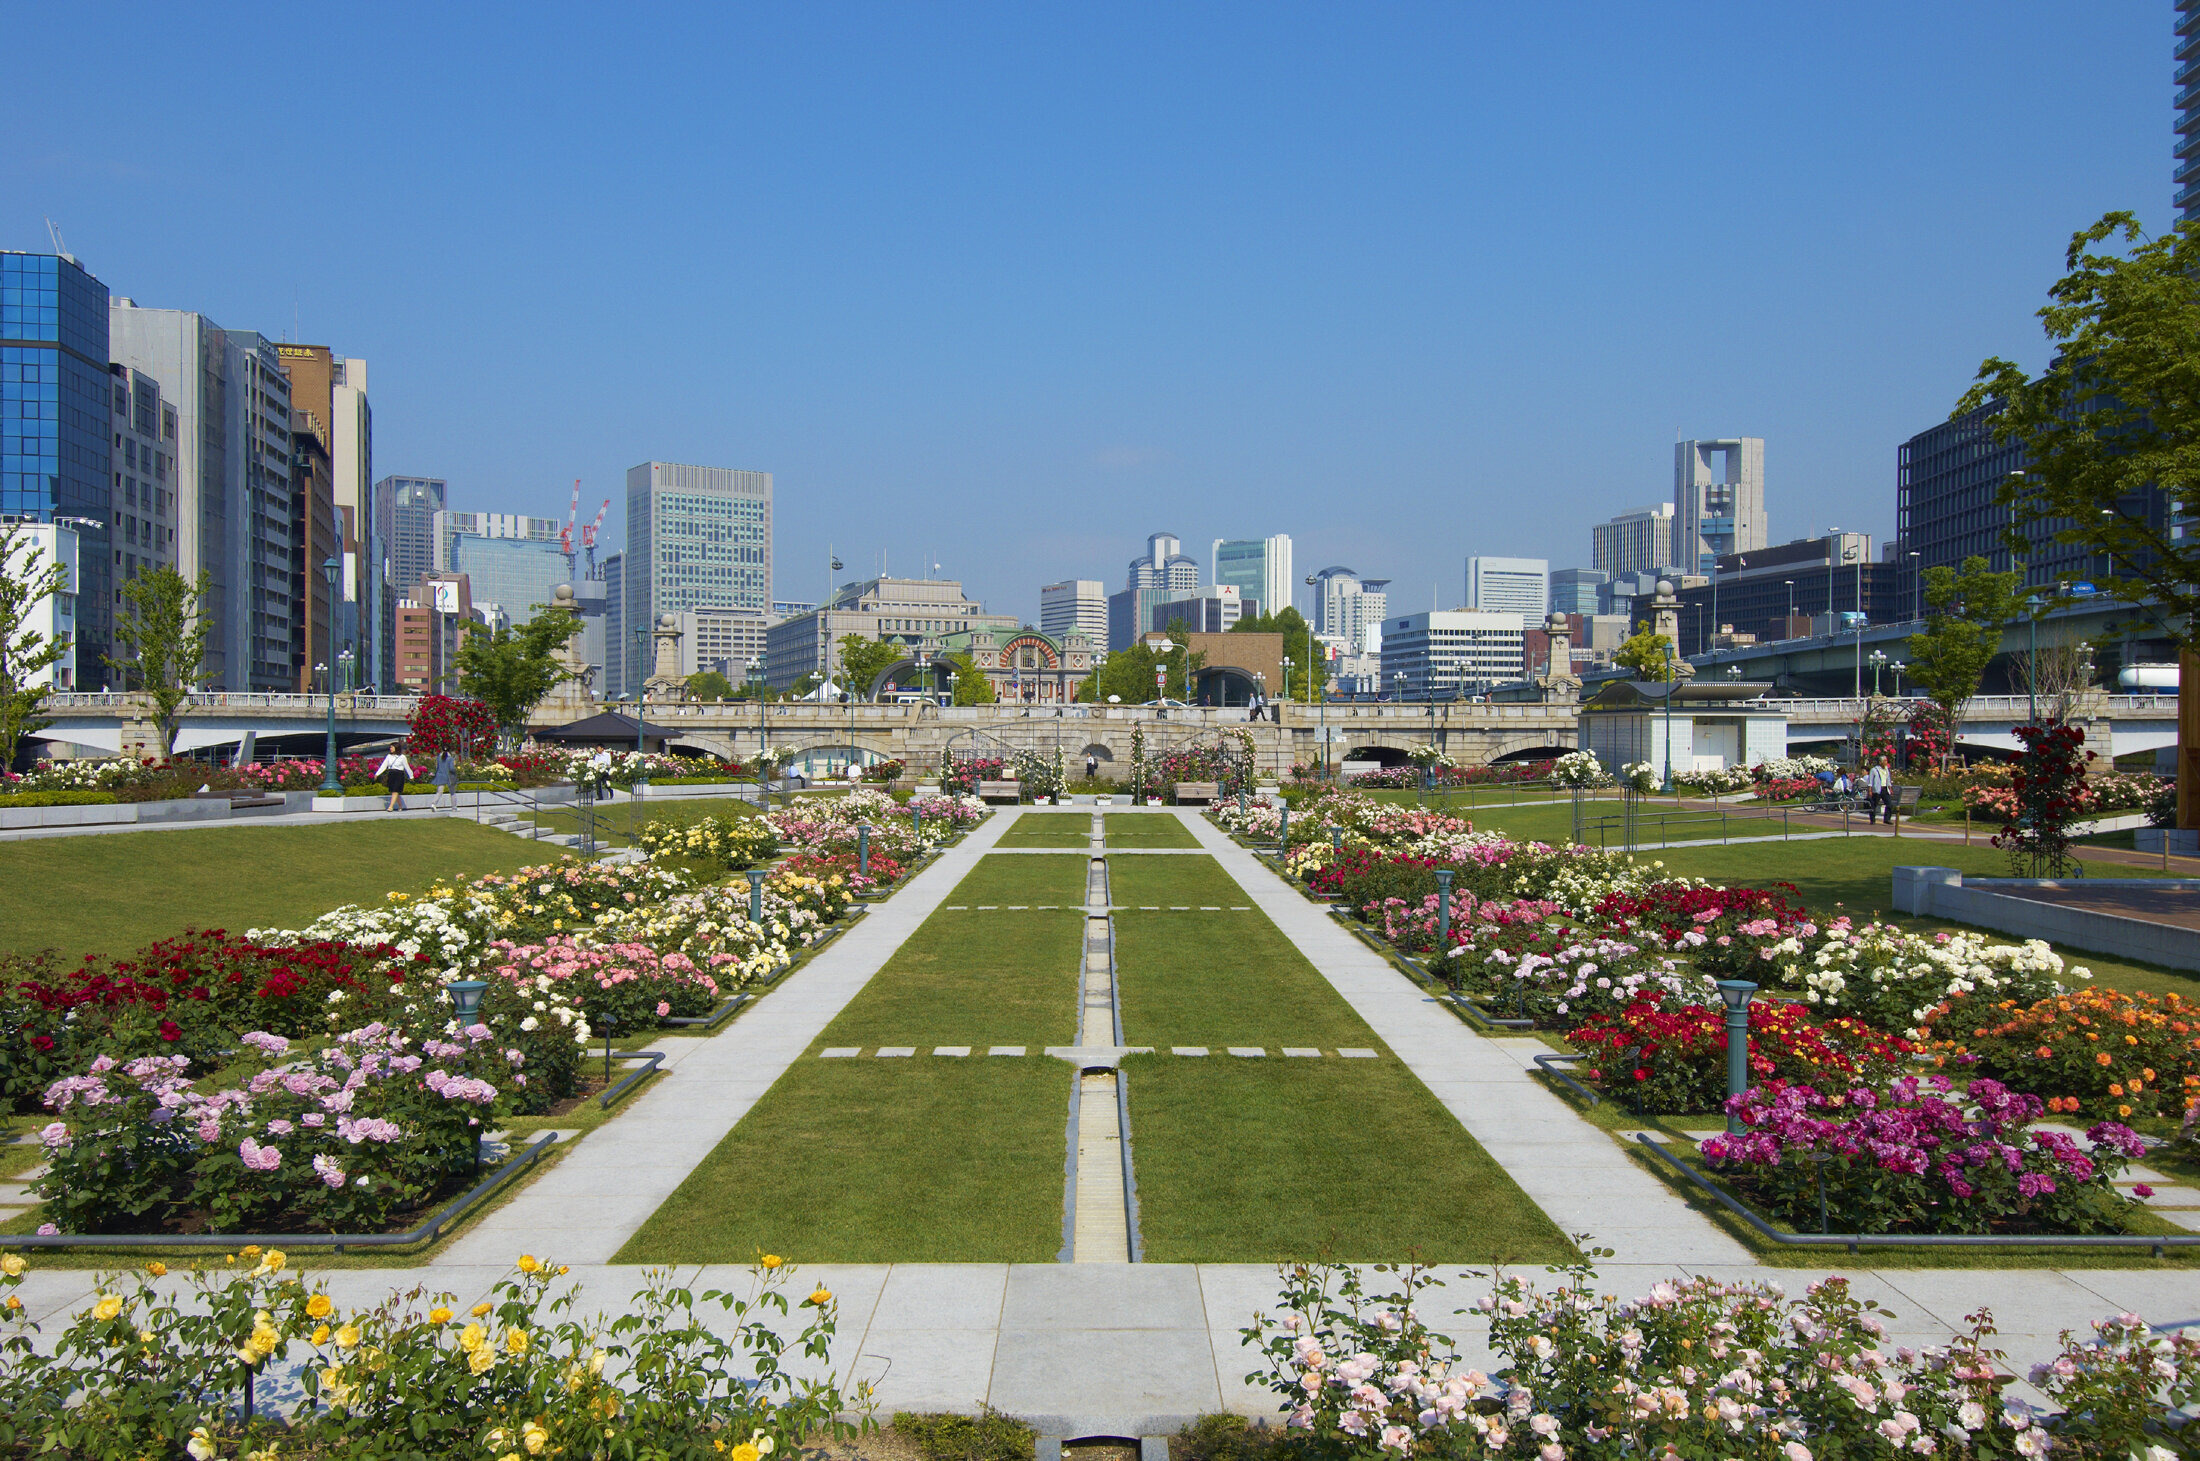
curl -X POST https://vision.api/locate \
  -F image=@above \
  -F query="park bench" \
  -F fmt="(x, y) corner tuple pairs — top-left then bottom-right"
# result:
(1173, 781), (1220, 805)
(977, 780), (1023, 804)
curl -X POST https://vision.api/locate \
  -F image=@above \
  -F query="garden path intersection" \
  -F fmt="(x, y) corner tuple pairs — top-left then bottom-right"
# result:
(17, 808), (2200, 1431)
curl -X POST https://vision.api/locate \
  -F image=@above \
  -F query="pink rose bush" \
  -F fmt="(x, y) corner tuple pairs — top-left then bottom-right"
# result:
(34, 1022), (520, 1235)
(488, 936), (720, 1034)
(1249, 1260), (2200, 1461)
(1702, 1075), (2149, 1235)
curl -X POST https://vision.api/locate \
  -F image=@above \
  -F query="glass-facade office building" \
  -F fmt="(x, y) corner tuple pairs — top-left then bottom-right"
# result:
(452, 533), (569, 626)
(2, 253), (112, 685)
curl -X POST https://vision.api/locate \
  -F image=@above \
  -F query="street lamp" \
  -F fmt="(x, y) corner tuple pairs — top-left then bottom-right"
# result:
(1784, 579), (1795, 636)
(747, 656), (766, 794)
(1659, 641), (1676, 792)
(1715, 980), (1758, 1134)
(1868, 648), (1888, 696)
(318, 557), (342, 793)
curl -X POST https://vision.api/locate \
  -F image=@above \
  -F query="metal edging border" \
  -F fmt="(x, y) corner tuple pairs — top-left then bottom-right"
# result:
(1056, 1066), (1082, 1265)
(1117, 1069), (1144, 1264)
(1633, 1133), (2200, 1256)
(2, 1133), (562, 1252)
(599, 1051), (666, 1109)
(660, 992), (751, 1030)
(1533, 1051), (1600, 1104)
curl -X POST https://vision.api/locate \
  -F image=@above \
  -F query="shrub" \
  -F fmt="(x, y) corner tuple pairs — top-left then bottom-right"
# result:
(1702, 1075), (2149, 1235)
(486, 936), (720, 1035)
(1169, 1415), (1290, 1461)
(406, 694), (499, 759)
(1245, 1260), (2200, 1461)
(0, 789), (119, 808)
(636, 813), (778, 870)
(1921, 986), (2200, 1119)
(1566, 993), (1912, 1114)
(1590, 880), (1814, 981)
(892, 1408), (1036, 1461)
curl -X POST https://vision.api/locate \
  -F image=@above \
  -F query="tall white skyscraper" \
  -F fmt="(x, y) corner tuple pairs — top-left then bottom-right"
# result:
(1592, 503), (1677, 577)
(623, 461), (772, 694)
(1465, 556), (1548, 619)
(1211, 534), (1293, 619)
(1674, 437), (1767, 573)
(1040, 580), (1107, 643)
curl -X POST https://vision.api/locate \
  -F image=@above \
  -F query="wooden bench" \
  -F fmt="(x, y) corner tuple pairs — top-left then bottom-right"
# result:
(977, 780), (1023, 804)
(1173, 781), (1220, 805)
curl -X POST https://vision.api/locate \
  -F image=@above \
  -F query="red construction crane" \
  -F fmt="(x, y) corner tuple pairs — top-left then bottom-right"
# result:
(558, 480), (581, 572)
(581, 498), (609, 576)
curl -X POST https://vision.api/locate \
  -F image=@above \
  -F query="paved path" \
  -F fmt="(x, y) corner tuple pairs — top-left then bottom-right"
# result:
(434, 810), (1018, 1266)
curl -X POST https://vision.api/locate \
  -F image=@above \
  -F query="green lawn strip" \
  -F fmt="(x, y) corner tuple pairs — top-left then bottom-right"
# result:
(1106, 853), (1248, 909)
(526, 795), (768, 849)
(949, 853), (1090, 906)
(1103, 815), (1201, 848)
(617, 1057), (1068, 1264)
(1115, 911), (1376, 1048)
(813, 909), (1082, 1048)
(995, 812), (1095, 848)
(0, 820), (554, 961)
(1124, 1054), (1577, 1264)
(1531, 1074), (2200, 1270)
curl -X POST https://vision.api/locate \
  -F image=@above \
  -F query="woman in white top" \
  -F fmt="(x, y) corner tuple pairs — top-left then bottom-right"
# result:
(375, 745), (414, 812)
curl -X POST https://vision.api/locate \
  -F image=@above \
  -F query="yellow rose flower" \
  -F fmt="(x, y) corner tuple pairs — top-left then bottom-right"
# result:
(522, 1421), (549, 1455)
(808, 1287), (831, 1306)
(306, 1294), (333, 1320)
(759, 1253), (783, 1269)
(1, 1255), (25, 1278)
(258, 1249), (286, 1274)
(3, 1296), (19, 1314)
(334, 1324), (360, 1349)
(429, 1306), (453, 1324)
(517, 1254), (542, 1274)
(312, 1325), (331, 1345)
(459, 1322), (486, 1352)
(472, 1302), (493, 1317)
(93, 1294), (123, 1322)
(732, 1445), (762, 1461)
(145, 1261), (166, 1278)
(469, 1345), (497, 1374)
(505, 1326), (529, 1355)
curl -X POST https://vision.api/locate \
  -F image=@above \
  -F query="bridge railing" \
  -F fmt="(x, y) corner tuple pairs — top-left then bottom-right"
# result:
(40, 691), (421, 715)
(1765, 694), (2176, 721)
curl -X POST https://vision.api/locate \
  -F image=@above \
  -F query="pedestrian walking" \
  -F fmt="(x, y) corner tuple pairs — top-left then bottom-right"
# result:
(1864, 760), (1894, 824)
(1084, 752), (1099, 782)
(433, 748), (457, 809)
(374, 745), (414, 812)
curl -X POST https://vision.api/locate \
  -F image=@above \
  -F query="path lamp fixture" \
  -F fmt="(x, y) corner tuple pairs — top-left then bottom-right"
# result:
(1278, 801), (1289, 855)
(944, 669), (957, 707)
(857, 822), (871, 876)
(448, 978), (490, 1171)
(1868, 649), (1888, 696)
(1329, 825), (1343, 855)
(1715, 980), (1758, 1134)
(2024, 593), (2044, 724)
(747, 656), (766, 775)
(319, 558), (343, 793)
(746, 867), (766, 923)
(1435, 867), (1454, 947)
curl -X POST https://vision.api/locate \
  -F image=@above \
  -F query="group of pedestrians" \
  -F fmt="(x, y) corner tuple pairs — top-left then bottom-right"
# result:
(370, 746), (458, 812)
(1815, 759), (1899, 824)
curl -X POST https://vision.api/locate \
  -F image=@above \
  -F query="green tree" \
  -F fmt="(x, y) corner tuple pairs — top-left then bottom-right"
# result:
(685, 670), (735, 701)
(451, 608), (585, 746)
(0, 524), (72, 772)
(1957, 212), (2200, 641)
(1076, 620), (1206, 703)
(1906, 556), (2026, 750)
(946, 651), (997, 705)
(1231, 605), (1320, 699)
(833, 634), (905, 699)
(106, 565), (212, 758)
(1613, 627), (1676, 681)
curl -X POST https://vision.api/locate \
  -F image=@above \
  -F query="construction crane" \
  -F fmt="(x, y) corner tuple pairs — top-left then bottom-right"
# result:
(558, 480), (581, 577)
(581, 499), (610, 577)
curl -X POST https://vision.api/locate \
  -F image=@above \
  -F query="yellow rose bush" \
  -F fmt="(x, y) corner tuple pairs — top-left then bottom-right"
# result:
(0, 1251), (871, 1460)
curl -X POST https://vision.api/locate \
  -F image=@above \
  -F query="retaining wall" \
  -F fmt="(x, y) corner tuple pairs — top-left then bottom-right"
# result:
(1892, 866), (2200, 971)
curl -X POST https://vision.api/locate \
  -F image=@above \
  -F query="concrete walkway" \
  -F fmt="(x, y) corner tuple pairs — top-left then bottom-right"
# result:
(434, 809), (1019, 1266)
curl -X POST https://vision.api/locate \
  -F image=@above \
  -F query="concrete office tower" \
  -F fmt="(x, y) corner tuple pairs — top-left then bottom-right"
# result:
(1380, 610), (1526, 697)
(1549, 567), (1605, 616)
(110, 302), (296, 691)
(368, 476), (445, 688)
(1308, 566), (1389, 652)
(1212, 534), (1293, 620)
(676, 607), (770, 682)
(1465, 556), (1548, 618)
(1040, 580), (1108, 643)
(1673, 438), (1766, 573)
(1592, 503), (1677, 578)
(106, 364), (177, 592)
(5, 253), (112, 687)
(1109, 533), (1203, 649)
(289, 412), (338, 691)
(624, 461), (772, 696)
(275, 347), (371, 671)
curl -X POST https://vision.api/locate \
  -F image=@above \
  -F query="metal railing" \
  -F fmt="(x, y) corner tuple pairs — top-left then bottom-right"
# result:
(40, 691), (421, 714)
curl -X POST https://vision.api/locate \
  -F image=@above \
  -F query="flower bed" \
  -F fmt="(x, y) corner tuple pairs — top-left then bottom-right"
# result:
(1922, 986), (2200, 1119)
(636, 813), (779, 870)
(1783, 918), (2084, 1038)
(1245, 1260), (2200, 1461)
(1702, 1075), (2151, 1235)
(487, 936), (721, 1035)
(0, 1255), (863, 1459)
(1590, 882), (1815, 981)
(1567, 993), (1913, 1114)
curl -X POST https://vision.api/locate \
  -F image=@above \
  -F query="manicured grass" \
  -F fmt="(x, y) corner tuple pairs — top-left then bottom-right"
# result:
(618, 1057), (1069, 1264)
(1115, 909), (1375, 1048)
(996, 812), (1095, 848)
(1107, 853), (1247, 908)
(0, 820), (551, 961)
(815, 909), (1083, 1048)
(1104, 814), (1201, 848)
(948, 854), (1091, 906)
(1124, 1055), (1577, 1264)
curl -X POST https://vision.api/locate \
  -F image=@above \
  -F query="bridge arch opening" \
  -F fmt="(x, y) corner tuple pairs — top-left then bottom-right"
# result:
(780, 744), (893, 780)
(1190, 666), (1258, 707)
(1492, 743), (1571, 765)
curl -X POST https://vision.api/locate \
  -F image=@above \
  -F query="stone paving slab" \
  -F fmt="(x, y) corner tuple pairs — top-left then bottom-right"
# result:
(431, 807), (1021, 1267)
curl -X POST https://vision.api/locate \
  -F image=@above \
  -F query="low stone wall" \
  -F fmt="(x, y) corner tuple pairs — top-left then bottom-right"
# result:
(1892, 866), (2200, 971)
(0, 797), (240, 830)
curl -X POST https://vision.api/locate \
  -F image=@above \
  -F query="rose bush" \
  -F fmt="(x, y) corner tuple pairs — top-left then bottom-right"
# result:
(1921, 986), (2200, 1120)
(636, 813), (780, 870)
(1567, 993), (1913, 1114)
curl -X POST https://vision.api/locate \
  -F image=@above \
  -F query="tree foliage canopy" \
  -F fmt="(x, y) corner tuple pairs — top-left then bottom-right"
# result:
(684, 670), (734, 701)
(1613, 627), (1676, 681)
(834, 635), (905, 699)
(1958, 212), (2200, 643)
(452, 609), (584, 740)
(0, 524), (71, 772)
(945, 651), (996, 705)
(106, 565), (212, 757)
(1230, 605), (1321, 699)
(1906, 555), (2027, 736)
(1076, 620), (1206, 703)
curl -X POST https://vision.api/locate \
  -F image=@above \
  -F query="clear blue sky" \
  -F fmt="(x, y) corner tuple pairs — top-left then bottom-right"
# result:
(1, 4), (2175, 621)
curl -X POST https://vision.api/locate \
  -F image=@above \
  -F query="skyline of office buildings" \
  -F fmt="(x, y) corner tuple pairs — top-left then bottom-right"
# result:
(1464, 555), (1548, 620)
(621, 460), (772, 695)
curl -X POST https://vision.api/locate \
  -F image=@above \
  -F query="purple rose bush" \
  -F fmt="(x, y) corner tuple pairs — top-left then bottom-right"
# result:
(1248, 1259), (2200, 1461)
